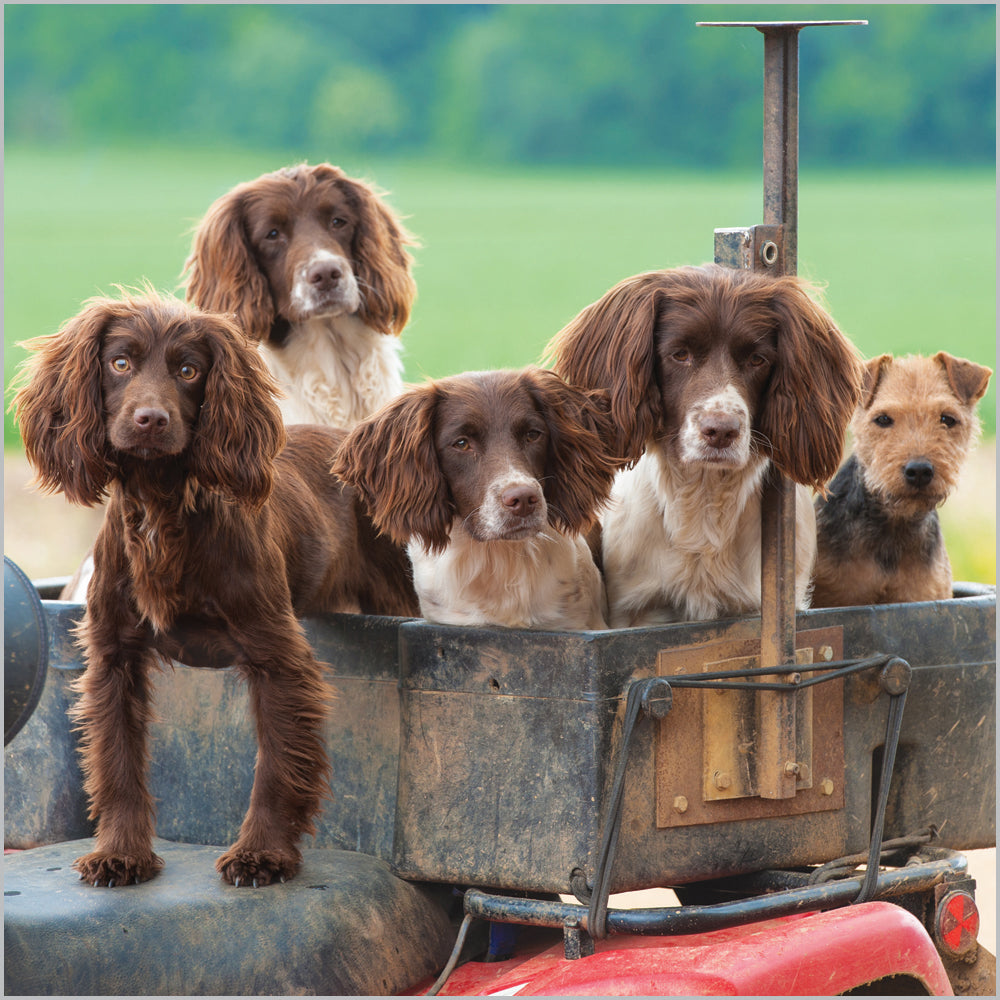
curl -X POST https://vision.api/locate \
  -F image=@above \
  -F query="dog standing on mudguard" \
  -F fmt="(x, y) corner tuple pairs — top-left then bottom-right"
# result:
(812, 351), (992, 607)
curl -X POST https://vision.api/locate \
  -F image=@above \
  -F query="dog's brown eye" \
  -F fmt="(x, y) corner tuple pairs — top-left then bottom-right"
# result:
(179, 364), (199, 381)
(671, 349), (692, 364)
(940, 414), (958, 428)
(525, 429), (543, 443)
(749, 353), (769, 368)
(265, 228), (280, 241)
(111, 357), (130, 374)
(331, 217), (347, 230)
(873, 414), (894, 428)
(452, 437), (471, 451)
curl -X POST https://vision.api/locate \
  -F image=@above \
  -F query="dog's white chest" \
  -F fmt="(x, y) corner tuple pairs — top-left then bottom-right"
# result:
(262, 317), (404, 428)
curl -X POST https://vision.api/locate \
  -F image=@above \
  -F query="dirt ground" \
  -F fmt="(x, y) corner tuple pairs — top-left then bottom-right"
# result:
(3, 447), (995, 953)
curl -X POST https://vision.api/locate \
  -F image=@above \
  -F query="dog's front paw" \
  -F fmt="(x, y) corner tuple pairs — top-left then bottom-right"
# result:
(73, 850), (163, 887)
(216, 847), (301, 887)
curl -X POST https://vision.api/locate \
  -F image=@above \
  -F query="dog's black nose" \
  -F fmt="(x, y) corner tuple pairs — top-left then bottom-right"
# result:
(904, 459), (935, 489)
(133, 407), (170, 431)
(700, 414), (740, 450)
(502, 485), (540, 517)
(307, 260), (343, 289)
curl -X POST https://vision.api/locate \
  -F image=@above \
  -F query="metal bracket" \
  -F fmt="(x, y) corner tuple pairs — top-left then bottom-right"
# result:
(563, 919), (595, 961)
(655, 626), (845, 827)
(714, 225), (784, 272)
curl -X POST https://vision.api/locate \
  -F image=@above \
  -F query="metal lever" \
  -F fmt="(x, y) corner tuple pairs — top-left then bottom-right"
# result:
(702, 20), (867, 791)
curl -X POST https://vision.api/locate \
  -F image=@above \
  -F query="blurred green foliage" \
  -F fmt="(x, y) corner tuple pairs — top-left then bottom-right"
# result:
(4, 4), (994, 168)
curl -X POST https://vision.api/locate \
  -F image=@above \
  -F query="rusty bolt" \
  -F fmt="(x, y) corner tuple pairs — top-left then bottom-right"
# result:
(641, 678), (673, 719)
(760, 241), (779, 266)
(673, 795), (689, 814)
(820, 778), (835, 796)
(713, 771), (732, 790)
(880, 658), (912, 697)
(784, 761), (801, 777)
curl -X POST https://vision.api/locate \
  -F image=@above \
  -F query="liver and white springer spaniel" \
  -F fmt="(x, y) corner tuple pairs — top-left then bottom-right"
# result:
(184, 162), (417, 428)
(550, 265), (864, 626)
(335, 368), (624, 630)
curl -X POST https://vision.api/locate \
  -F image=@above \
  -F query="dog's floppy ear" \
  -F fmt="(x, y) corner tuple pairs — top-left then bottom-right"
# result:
(183, 188), (275, 343)
(546, 272), (667, 463)
(524, 367), (624, 535)
(186, 313), (285, 509)
(331, 168), (417, 337)
(934, 352), (992, 406)
(759, 277), (865, 490)
(10, 298), (123, 506)
(333, 384), (452, 552)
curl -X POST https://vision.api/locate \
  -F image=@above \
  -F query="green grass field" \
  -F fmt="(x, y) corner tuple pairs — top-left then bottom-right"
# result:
(5, 146), (995, 582)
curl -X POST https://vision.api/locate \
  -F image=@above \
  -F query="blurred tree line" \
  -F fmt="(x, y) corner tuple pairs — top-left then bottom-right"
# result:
(4, 4), (995, 168)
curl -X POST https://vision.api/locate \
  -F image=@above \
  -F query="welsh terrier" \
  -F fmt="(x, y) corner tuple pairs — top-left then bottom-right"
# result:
(812, 351), (991, 607)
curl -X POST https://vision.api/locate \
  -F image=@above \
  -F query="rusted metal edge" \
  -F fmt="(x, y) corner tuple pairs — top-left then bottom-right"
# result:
(464, 850), (967, 937)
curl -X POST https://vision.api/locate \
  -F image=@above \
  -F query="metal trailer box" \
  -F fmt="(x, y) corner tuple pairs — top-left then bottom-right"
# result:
(5, 589), (994, 900)
(391, 589), (995, 895)
(4, 604), (410, 861)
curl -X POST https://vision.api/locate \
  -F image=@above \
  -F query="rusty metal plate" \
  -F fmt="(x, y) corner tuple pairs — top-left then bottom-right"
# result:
(655, 626), (845, 828)
(714, 225), (784, 272)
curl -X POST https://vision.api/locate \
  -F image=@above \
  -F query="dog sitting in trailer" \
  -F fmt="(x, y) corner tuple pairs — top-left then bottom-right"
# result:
(334, 368), (625, 630)
(548, 264), (864, 626)
(812, 351), (991, 607)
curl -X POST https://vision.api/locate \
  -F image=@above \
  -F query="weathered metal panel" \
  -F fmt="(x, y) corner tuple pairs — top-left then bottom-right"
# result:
(392, 591), (995, 895)
(3, 605), (408, 859)
(6, 590), (994, 899)
(4, 604), (92, 846)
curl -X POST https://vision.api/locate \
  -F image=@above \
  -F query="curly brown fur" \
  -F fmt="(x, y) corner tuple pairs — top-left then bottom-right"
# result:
(12, 289), (416, 887)
(813, 352), (992, 607)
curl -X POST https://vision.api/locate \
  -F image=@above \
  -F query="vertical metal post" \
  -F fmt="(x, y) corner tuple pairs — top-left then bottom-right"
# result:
(758, 25), (801, 799)
(761, 26), (800, 275)
(702, 20), (865, 799)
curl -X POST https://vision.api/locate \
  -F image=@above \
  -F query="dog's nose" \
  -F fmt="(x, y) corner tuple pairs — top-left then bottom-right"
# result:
(699, 413), (740, 450)
(306, 259), (343, 289)
(501, 485), (541, 518)
(133, 407), (170, 432)
(904, 460), (935, 489)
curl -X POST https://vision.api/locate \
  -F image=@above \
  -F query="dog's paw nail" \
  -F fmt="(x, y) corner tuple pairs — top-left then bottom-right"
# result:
(93, 879), (100, 888)
(233, 877), (241, 888)
(279, 875), (286, 884)
(107, 879), (115, 888)
(252, 878), (259, 889)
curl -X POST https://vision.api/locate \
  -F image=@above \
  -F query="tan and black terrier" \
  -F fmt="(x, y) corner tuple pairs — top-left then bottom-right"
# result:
(812, 351), (991, 607)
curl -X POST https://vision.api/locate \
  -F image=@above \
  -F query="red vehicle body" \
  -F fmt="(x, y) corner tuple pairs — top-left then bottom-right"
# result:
(422, 904), (954, 997)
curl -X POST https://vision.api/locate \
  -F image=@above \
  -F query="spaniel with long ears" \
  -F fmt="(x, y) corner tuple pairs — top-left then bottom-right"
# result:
(16, 289), (284, 511)
(548, 265), (864, 625)
(334, 368), (625, 629)
(13, 289), (416, 889)
(183, 162), (417, 427)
